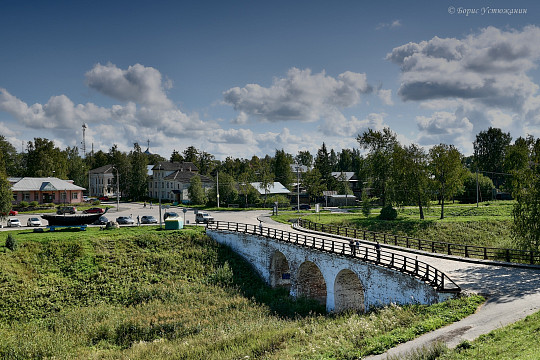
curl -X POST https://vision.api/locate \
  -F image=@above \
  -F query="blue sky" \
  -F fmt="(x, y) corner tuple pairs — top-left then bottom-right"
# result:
(1, 0), (540, 160)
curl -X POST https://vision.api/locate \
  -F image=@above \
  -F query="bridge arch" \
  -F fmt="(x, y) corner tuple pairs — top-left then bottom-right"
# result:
(334, 269), (365, 313)
(297, 261), (327, 306)
(270, 250), (291, 290)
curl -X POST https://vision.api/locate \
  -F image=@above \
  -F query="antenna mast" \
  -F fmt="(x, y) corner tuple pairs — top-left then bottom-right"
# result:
(82, 123), (87, 157)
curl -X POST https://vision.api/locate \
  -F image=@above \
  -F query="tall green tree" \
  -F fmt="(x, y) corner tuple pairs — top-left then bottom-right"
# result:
(0, 172), (13, 223)
(504, 136), (534, 195)
(429, 144), (465, 219)
(259, 163), (274, 207)
(473, 127), (512, 188)
(512, 138), (540, 252)
(301, 168), (326, 204)
(170, 150), (184, 163)
(390, 144), (431, 219)
(0, 135), (20, 176)
(128, 143), (148, 200)
(356, 127), (398, 207)
(188, 175), (207, 205)
(295, 151), (313, 167)
(183, 146), (199, 164)
(65, 146), (88, 188)
(273, 149), (293, 189)
(109, 144), (130, 197)
(25, 138), (68, 178)
(314, 143), (333, 188)
(197, 151), (216, 176)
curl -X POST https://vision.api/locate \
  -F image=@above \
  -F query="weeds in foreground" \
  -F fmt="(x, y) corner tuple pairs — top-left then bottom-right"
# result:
(0, 227), (484, 359)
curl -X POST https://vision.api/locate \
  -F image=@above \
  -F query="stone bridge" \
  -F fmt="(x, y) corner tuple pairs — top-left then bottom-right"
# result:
(206, 221), (459, 312)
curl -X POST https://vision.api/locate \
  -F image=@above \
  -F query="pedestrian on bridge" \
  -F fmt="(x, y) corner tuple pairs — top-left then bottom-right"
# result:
(375, 241), (381, 262)
(350, 239), (356, 256)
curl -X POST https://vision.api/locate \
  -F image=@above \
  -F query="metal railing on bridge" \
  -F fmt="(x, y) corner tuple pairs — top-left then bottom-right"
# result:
(206, 221), (460, 294)
(297, 218), (540, 266)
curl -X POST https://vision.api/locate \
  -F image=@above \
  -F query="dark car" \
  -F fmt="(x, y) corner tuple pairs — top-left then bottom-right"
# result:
(57, 206), (77, 214)
(292, 204), (311, 210)
(93, 216), (108, 225)
(163, 212), (179, 220)
(141, 215), (158, 224)
(83, 207), (105, 214)
(116, 216), (135, 225)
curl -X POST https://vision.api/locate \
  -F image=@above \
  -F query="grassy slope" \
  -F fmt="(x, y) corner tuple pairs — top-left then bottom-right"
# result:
(0, 226), (483, 359)
(275, 201), (515, 249)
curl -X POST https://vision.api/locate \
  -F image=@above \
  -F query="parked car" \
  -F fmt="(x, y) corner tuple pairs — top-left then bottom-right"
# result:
(7, 218), (21, 227)
(1, 210), (18, 216)
(98, 196), (109, 201)
(163, 212), (179, 220)
(141, 215), (158, 224)
(116, 216), (135, 225)
(83, 207), (105, 214)
(56, 206), (77, 215)
(93, 216), (108, 225)
(195, 212), (214, 224)
(292, 204), (311, 210)
(27, 217), (42, 227)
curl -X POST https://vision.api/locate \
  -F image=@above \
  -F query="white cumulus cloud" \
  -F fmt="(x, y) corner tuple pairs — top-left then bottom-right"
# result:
(223, 67), (372, 123)
(85, 63), (173, 108)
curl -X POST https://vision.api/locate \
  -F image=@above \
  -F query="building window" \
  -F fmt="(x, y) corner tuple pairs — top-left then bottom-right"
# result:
(61, 192), (66, 200)
(34, 193), (39, 201)
(72, 193), (78, 200)
(24, 192), (30, 201)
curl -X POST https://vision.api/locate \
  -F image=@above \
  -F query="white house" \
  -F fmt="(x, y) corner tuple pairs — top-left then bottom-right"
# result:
(148, 161), (213, 203)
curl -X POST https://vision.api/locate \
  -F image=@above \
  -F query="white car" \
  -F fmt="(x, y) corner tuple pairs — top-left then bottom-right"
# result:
(195, 212), (214, 224)
(27, 217), (42, 227)
(7, 218), (21, 227)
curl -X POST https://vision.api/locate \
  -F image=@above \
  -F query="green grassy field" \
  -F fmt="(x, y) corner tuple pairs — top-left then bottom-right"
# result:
(0, 226), (483, 359)
(274, 201), (515, 249)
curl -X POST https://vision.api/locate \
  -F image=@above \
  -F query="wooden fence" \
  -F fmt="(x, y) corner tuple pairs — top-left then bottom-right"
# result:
(297, 219), (540, 265)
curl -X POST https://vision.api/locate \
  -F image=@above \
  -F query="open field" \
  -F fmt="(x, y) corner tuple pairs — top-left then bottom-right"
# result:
(1, 226), (483, 359)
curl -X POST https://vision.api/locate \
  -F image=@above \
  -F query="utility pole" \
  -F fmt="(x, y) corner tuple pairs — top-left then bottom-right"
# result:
(296, 164), (300, 212)
(216, 171), (220, 208)
(158, 164), (162, 229)
(476, 168), (479, 208)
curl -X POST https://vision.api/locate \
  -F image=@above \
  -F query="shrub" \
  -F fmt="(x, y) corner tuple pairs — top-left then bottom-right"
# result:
(361, 191), (371, 217)
(379, 206), (397, 220)
(92, 200), (101, 206)
(29, 201), (39, 208)
(19, 201), (29, 208)
(5, 233), (17, 251)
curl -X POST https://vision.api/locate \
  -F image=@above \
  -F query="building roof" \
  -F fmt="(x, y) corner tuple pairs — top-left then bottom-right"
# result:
(10, 177), (85, 191)
(331, 172), (358, 182)
(89, 164), (114, 174)
(164, 171), (213, 184)
(289, 164), (311, 173)
(152, 161), (199, 172)
(250, 182), (291, 195)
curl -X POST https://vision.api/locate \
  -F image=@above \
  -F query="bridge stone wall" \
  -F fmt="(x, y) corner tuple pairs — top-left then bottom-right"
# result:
(207, 229), (453, 312)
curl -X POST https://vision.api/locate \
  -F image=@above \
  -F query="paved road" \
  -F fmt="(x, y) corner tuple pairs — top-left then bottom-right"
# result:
(210, 210), (540, 359)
